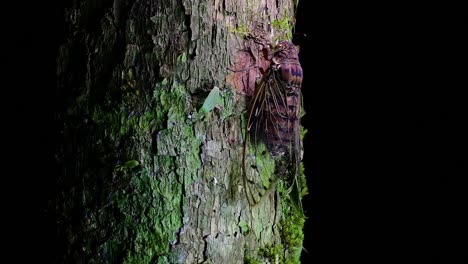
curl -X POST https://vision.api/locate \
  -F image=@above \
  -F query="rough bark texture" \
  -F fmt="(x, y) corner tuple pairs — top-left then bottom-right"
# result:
(56, 0), (304, 263)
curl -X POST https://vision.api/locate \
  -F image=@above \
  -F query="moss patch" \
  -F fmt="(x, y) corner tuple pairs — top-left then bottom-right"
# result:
(271, 12), (294, 42)
(88, 80), (201, 263)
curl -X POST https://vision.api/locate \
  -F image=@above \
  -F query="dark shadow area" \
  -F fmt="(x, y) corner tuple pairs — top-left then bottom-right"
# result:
(0, 2), (67, 263)
(295, 2), (467, 263)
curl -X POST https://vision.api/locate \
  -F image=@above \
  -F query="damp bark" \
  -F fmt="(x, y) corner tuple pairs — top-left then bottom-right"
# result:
(56, 0), (304, 263)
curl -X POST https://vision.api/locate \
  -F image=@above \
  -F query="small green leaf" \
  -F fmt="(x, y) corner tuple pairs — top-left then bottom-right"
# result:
(161, 78), (168, 85)
(301, 128), (308, 139)
(199, 86), (223, 113)
(124, 160), (139, 169)
(114, 165), (123, 172)
(177, 52), (187, 63)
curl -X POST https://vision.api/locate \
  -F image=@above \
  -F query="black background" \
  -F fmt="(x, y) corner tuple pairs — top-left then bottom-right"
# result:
(295, 2), (467, 263)
(2, 1), (465, 263)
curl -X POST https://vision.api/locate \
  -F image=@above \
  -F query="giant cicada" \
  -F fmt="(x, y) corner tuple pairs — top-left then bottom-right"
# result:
(242, 40), (304, 213)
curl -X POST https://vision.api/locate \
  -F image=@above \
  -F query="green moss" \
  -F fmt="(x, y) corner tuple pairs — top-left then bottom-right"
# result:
(219, 87), (236, 121)
(226, 22), (250, 36)
(245, 244), (284, 264)
(271, 17), (290, 32)
(244, 222), (303, 264)
(91, 80), (201, 263)
(258, 244), (283, 261)
(299, 163), (308, 199)
(102, 165), (184, 263)
(244, 255), (262, 264)
(238, 220), (250, 235)
(271, 13), (293, 41)
(273, 165), (306, 264)
(279, 209), (305, 264)
(253, 142), (276, 189)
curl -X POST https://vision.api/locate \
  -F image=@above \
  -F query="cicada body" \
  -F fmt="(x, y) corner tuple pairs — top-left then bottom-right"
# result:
(242, 40), (304, 213)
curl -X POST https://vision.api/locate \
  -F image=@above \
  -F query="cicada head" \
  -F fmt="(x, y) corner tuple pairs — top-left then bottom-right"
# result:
(268, 41), (299, 63)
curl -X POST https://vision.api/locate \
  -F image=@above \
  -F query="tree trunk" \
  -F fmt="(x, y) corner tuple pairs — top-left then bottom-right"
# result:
(56, 0), (305, 263)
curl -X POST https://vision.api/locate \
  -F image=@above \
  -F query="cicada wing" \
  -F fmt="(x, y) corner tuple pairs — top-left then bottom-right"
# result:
(242, 70), (281, 206)
(271, 66), (305, 215)
(242, 140), (273, 206)
(242, 40), (305, 214)
(289, 90), (304, 215)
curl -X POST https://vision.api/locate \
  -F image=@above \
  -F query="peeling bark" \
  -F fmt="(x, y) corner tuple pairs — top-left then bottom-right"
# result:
(56, 0), (304, 263)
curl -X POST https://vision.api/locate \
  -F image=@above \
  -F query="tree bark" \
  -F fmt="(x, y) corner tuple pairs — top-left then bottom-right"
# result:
(56, 0), (304, 263)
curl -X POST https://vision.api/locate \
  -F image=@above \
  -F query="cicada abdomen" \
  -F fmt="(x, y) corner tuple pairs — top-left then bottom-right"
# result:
(243, 40), (304, 213)
(263, 41), (302, 158)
